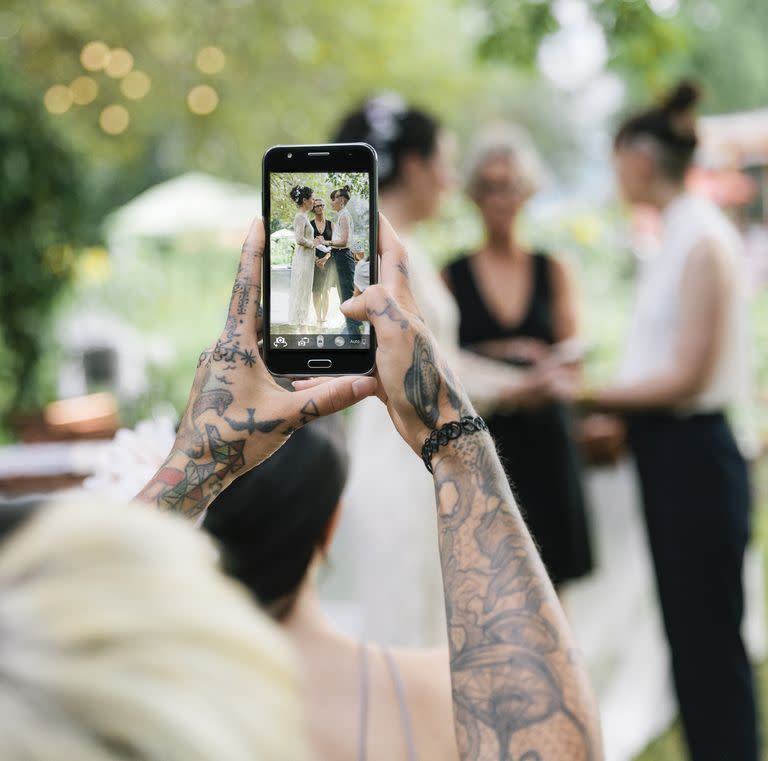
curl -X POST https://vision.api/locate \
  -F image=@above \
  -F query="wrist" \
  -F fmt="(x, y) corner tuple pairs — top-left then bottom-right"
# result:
(421, 415), (489, 474)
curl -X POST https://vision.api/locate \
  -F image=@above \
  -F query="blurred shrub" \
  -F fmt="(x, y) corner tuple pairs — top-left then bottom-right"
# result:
(0, 59), (90, 416)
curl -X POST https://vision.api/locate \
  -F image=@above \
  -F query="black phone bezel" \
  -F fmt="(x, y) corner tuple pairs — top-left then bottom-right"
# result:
(262, 143), (378, 377)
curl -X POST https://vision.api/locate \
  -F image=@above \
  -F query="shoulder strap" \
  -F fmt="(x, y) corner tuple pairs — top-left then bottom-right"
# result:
(533, 251), (553, 303)
(357, 642), (370, 761)
(382, 648), (417, 761)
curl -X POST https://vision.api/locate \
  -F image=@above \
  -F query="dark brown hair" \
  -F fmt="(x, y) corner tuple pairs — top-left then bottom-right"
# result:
(614, 81), (701, 181)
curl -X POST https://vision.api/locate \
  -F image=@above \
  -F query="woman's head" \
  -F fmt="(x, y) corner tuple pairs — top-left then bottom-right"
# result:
(465, 124), (543, 234)
(332, 94), (453, 221)
(0, 497), (305, 761)
(613, 81), (701, 204)
(330, 185), (351, 212)
(290, 184), (314, 210)
(204, 417), (348, 621)
(312, 196), (326, 217)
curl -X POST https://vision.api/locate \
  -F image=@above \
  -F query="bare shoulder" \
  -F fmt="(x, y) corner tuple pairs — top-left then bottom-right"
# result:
(390, 647), (459, 761)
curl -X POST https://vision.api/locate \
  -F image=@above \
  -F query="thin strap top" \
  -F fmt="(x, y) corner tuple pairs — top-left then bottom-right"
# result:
(445, 251), (556, 347)
(311, 218), (333, 258)
(358, 642), (418, 761)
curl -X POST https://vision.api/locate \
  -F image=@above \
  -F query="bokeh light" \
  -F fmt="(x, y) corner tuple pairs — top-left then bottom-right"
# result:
(105, 48), (134, 78)
(187, 85), (219, 115)
(70, 76), (99, 105)
(44, 85), (73, 115)
(80, 41), (110, 71)
(121, 70), (151, 99)
(99, 104), (130, 135)
(196, 46), (226, 74)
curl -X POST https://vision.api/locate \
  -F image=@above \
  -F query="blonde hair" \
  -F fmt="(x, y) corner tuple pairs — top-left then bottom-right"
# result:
(0, 498), (306, 761)
(464, 123), (544, 201)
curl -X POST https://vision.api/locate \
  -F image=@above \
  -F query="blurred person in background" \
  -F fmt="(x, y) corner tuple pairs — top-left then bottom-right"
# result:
(330, 95), (550, 647)
(135, 214), (603, 760)
(0, 496), (305, 761)
(311, 195), (335, 326)
(573, 81), (758, 761)
(442, 125), (593, 593)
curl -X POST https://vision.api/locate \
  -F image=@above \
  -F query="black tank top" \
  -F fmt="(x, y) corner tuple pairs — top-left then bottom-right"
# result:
(445, 252), (556, 348)
(311, 218), (332, 258)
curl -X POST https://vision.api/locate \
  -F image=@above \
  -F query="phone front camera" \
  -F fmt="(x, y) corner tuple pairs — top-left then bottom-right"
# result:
(287, 152), (293, 158)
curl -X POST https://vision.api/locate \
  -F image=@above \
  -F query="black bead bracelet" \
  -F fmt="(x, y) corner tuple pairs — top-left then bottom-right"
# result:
(421, 415), (488, 474)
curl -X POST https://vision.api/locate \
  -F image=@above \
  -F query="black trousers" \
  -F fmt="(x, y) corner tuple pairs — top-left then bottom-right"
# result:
(331, 248), (361, 334)
(627, 412), (759, 761)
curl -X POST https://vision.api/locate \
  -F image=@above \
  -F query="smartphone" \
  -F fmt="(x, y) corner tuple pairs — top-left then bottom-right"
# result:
(262, 143), (378, 377)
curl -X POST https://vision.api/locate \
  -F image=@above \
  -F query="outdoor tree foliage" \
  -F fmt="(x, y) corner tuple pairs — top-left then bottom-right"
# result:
(0, 58), (89, 415)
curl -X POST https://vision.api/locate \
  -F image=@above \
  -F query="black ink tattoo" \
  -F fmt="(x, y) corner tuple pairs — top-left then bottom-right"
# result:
(396, 260), (409, 278)
(404, 332), (442, 429)
(367, 298), (410, 329)
(225, 408), (285, 434)
(434, 434), (597, 760)
(298, 398), (320, 425)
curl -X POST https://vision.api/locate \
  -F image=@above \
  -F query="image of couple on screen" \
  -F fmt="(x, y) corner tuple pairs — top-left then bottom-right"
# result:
(288, 184), (368, 335)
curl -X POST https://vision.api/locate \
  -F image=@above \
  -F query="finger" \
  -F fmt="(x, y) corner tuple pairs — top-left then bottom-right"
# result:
(227, 217), (265, 328)
(376, 213), (419, 313)
(292, 376), (330, 391)
(293, 376), (378, 421)
(340, 283), (411, 331)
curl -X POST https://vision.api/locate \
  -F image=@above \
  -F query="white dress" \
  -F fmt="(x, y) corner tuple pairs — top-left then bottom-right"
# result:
(320, 234), (527, 648)
(289, 211), (316, 325)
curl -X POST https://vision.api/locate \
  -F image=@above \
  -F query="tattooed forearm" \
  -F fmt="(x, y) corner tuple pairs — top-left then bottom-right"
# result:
(434, 433), (601, 761)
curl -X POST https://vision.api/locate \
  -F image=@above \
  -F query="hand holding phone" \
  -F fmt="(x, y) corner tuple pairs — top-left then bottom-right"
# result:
(262, 143), (378, 376)
(296, 215), (476, 456)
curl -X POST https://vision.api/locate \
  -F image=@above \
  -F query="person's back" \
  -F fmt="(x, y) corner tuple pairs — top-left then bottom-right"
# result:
(205, 420), (460, 761)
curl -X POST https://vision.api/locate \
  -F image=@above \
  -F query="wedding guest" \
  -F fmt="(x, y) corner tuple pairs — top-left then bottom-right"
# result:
(579, 81), (758, 761)
(289, 184), (317, 331)
(442, 125), (593, 591)
(0, 496), (305, 761)
(311, 196), (334, 326)
(328, 186), (361, 334)
(331, 95), (548, 647)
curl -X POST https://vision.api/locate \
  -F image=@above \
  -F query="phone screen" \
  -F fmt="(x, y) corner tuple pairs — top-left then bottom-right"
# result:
(267, 171), (372, 352)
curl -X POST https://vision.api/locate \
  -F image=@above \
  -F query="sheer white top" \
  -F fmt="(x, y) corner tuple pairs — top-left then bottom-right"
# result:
(619, 193), (749, 412)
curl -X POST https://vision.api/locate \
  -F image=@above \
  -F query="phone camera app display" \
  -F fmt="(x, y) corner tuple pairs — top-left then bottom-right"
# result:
(269, 171), (371, 350)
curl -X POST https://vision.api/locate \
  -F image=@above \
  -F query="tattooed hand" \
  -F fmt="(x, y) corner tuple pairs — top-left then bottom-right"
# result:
(295, 214), (472, 454)
(135, 218), (377, 519)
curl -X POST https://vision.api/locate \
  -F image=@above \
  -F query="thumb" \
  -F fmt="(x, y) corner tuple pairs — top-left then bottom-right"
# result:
(292, 375), (377, 422)
(340, 295), (367, 322)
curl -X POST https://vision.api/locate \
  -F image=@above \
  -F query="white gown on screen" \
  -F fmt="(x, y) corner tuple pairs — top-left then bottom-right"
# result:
(288, 211), (316, 326)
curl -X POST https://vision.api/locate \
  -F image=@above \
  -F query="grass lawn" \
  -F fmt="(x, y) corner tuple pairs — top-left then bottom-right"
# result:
(633, 454), (768, 760)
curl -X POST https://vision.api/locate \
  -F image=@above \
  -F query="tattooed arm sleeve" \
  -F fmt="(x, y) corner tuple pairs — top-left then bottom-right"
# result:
(433, 432), (602, 761)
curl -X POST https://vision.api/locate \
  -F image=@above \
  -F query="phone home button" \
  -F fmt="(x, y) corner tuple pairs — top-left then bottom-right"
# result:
(307, 359), (332, 370)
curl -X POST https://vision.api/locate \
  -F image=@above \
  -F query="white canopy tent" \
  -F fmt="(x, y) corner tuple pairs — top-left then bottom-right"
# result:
(105, 172), (261, 256)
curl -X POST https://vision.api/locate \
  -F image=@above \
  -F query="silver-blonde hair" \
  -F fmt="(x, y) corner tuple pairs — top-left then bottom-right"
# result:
(464, 123), (544, 201)
(0, 498), (305, 761)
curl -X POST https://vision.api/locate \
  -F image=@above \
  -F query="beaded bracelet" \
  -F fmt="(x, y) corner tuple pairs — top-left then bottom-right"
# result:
(421, 415), (488, 474)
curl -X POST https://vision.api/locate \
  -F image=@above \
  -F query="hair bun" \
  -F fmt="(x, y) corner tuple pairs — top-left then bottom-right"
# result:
(289, 185), (301, 203)
(661, 81), (701, 114)
(342, 185), (351, 193)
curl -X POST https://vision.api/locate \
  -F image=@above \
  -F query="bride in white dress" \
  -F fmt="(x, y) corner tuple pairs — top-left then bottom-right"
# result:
(289, 185), (317, 329)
